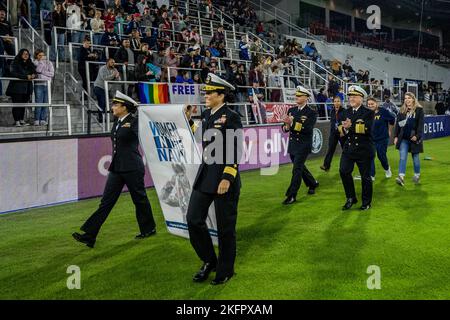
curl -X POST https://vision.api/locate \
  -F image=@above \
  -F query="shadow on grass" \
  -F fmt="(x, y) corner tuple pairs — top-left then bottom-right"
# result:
(303, 210), (371, 299)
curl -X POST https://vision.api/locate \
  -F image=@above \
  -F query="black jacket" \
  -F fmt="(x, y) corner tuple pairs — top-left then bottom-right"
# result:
(394, 107), (424, 154)
(340, 106), (375, 158)
(193, 105), (243, 194)
(6, 58), (36, 96)
(329, 107), (346, 135)
(282, 105), (317, 155)
(114, 46), (130, 64)
(109, 114), (145, 173)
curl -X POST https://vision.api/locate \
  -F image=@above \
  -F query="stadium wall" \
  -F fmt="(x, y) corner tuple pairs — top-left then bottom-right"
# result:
(1, 116), (449, 214)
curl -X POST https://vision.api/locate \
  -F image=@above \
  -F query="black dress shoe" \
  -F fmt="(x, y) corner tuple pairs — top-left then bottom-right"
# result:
(360, 204), (371, 211)
(193, 262), (216, 282)
(72, 232), (96, 248)
(135, 229), (156, 239)
(342, 198), (358, 211)
(211, 274), (234, 285)
(282, 196), (296, 205)
(308, 182), (319, 195)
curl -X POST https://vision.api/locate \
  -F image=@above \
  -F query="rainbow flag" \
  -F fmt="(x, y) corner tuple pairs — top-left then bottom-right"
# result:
(138, 83), (169, 104)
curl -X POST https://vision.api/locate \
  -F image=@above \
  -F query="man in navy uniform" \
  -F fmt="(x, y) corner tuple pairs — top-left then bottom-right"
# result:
(187, 73), (243, 285)
(339, 85), (375, 211)
(282, 85), (319, 205)
(72, 91), (156, 248)
(321, 95), (346, 172)
(367, 96), (395, 180)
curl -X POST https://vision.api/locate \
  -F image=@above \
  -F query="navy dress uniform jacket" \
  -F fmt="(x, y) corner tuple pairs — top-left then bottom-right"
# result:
(109, 114), (145, 173)
(339, 106), (375, 158)
(194, 105), (243, 194)
(283, 105), (317, 155)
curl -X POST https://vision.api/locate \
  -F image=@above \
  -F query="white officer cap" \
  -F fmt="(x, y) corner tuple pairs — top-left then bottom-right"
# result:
(112, 90), (139, 107)
(204, 73), (235, 92)
(295, 85), (312, 97)
(347, 85), (368, 99)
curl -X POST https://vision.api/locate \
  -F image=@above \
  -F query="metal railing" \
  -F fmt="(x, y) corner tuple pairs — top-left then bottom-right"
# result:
(18, 17), (50, 59)
(63, 72), (106, 134)
(0, 77), (53, 104)
(0, 103), (71, 137)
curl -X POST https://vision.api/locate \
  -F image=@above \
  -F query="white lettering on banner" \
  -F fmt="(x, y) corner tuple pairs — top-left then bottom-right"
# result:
(171, 84), (196, 95)
(424, 121), (444, 134)
(169, 84), (204, 104)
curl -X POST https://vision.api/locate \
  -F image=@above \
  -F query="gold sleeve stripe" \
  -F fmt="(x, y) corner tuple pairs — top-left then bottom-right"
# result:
(223, 166), (237, 177)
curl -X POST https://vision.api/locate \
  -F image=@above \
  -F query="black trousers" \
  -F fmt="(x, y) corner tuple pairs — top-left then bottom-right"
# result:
(11, 94), (30, 122)
(286, 152), (317, 198)
(187, 189), (239, 279)
(339, 153), (373, 206)
(81, 169), (156, 238)
(323, 132), (343, 169)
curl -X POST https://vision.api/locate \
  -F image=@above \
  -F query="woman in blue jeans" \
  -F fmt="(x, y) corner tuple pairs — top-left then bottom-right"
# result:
(33, 49), (55, 125)
(393, 92), (424, 186)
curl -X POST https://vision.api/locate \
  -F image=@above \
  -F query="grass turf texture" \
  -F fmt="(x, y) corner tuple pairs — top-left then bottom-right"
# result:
(1, 137), (450, 300)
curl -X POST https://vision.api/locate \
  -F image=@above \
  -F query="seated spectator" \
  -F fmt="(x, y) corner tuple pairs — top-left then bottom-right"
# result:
(101, 23), (120, 58)
(175, 70), (194, 84)
(165, 47), (180, 82)
(208, 43), (220, 58)
(316, 88), (328, 104)
(125, 13), (142, 35)
(193, 73), (202, 84)
(124, 0), (139, 15)
(130, 28), (142, 53)
(209, 25), (225, 46)
(342, 59), (354, 75)
(135, 54), (155, 84)
(256, 21), (265, 38)
(190, 26), (201, 45)
(33, 49), (54, 126)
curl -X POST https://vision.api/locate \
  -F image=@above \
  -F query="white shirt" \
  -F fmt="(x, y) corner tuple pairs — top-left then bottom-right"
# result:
(297, 103), (307, 111)
(119, 113), (130, 123)
(116, 113), (130, 130)
(210, 103), (226, 115)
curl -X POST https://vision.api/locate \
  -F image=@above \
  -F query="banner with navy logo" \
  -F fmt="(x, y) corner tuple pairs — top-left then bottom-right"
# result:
(138, 104), (218, 242)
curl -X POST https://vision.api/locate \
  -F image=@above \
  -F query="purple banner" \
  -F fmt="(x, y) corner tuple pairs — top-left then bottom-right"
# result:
(77, 137), (154, 199)
(76, 124), (324, 199)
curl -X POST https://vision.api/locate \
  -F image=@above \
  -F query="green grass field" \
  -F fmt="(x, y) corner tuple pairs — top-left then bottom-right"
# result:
(1, 137), (450, 300)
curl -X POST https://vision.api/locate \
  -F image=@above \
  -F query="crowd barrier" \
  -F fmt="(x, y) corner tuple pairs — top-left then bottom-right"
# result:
(1, 115), (449, 214)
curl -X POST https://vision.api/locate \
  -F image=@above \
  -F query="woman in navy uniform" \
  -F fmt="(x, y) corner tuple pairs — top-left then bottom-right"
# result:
(72, 91), (156, 248)
(282, 85), (319, 205)
(339, 85), (375, 211)
(187, 73), (243, 285)
(393, 92), (424, 186)
(321, 96), (346, 172)
(367, 96), (395, 180)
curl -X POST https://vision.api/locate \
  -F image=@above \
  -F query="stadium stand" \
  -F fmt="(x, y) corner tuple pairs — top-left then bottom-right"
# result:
(0, 0), (449, 139)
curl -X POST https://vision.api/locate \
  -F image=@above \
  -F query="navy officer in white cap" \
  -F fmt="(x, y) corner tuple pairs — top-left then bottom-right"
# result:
(186, 73), (243, 285)
(72, 91), (157, 248)
(282, 85), (319, 205)
(339, 85), (375, 211)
